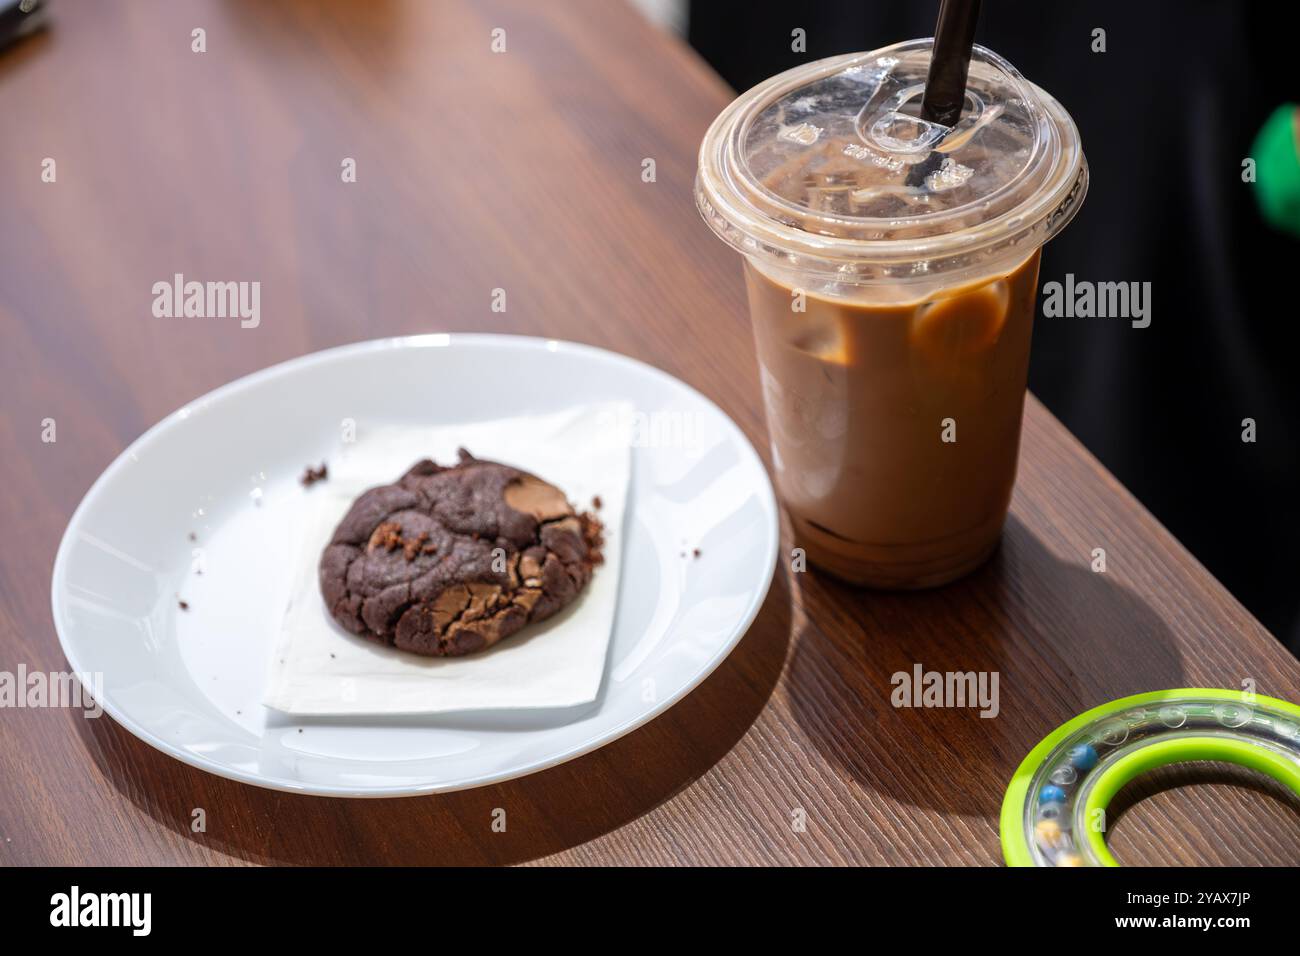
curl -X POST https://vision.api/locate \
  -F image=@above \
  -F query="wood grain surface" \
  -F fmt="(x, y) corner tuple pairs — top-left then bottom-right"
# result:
(2, 0), (1299, 867)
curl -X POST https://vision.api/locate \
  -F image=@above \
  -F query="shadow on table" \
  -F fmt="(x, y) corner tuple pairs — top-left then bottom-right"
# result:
(786, 514), (1185, 817)
(71, 561), (794, 865)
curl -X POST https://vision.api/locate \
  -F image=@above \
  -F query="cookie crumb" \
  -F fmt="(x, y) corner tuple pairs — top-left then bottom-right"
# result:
(367, 522), (437, 561)
(580, 512), (605, 566)
(371, 521), (404, 553)
(693, 548), (701, 558)
(178, 599), (189, 611)
(403, 531), (430, 561)
(301, 462), (329, 487)
(188, 532), (197, 542)
(592, 495), (602, 510)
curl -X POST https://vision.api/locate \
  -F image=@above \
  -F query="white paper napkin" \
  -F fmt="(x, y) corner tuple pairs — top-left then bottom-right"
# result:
(263, 402), (632, 716)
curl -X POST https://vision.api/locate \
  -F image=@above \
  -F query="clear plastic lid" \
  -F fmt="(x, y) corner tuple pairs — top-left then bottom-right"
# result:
(696, 39), (1087, 286)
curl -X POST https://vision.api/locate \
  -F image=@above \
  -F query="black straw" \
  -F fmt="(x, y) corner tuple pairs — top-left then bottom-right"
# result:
(906, 0), (982, 186)
(920, 0), (981, 125)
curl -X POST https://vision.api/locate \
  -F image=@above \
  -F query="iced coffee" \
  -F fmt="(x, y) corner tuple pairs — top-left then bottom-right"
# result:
(696, 40), (1087, 587)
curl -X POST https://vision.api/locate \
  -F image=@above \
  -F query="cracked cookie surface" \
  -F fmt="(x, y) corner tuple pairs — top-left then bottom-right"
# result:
(319, 450), (604, 657)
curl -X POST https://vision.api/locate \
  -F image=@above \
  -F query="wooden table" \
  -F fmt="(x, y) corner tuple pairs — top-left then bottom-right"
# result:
(3, 0), (1299, 867)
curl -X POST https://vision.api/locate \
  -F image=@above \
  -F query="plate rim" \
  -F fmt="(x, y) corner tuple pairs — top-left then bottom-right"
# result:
(49, 333), (780, 797)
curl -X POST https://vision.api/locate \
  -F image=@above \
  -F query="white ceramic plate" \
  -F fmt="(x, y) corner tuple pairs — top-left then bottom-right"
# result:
(50, 335), (778, 797)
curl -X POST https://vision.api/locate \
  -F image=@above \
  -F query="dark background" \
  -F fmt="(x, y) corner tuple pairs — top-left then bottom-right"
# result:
(688, 0), (1300, 654)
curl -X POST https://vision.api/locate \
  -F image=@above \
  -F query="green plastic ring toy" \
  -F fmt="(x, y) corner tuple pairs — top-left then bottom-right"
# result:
(1001, 689), (1300, 866)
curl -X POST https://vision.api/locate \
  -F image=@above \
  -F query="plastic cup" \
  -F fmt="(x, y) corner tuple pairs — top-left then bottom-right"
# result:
(696, 39), (1087, 588)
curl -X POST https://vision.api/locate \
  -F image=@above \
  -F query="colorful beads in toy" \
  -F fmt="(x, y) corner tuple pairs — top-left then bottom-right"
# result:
(1038, 784), (1066, 804)
(1067, 743), (1098, 770)
(1034, 819), (1063, 849)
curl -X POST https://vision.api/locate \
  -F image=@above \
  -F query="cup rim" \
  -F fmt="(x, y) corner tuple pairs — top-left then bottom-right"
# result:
(695, 41), (1088, 286)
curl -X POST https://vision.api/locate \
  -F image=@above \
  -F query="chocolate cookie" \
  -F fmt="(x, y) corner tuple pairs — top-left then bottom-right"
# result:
(319, 450), (604, 657)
